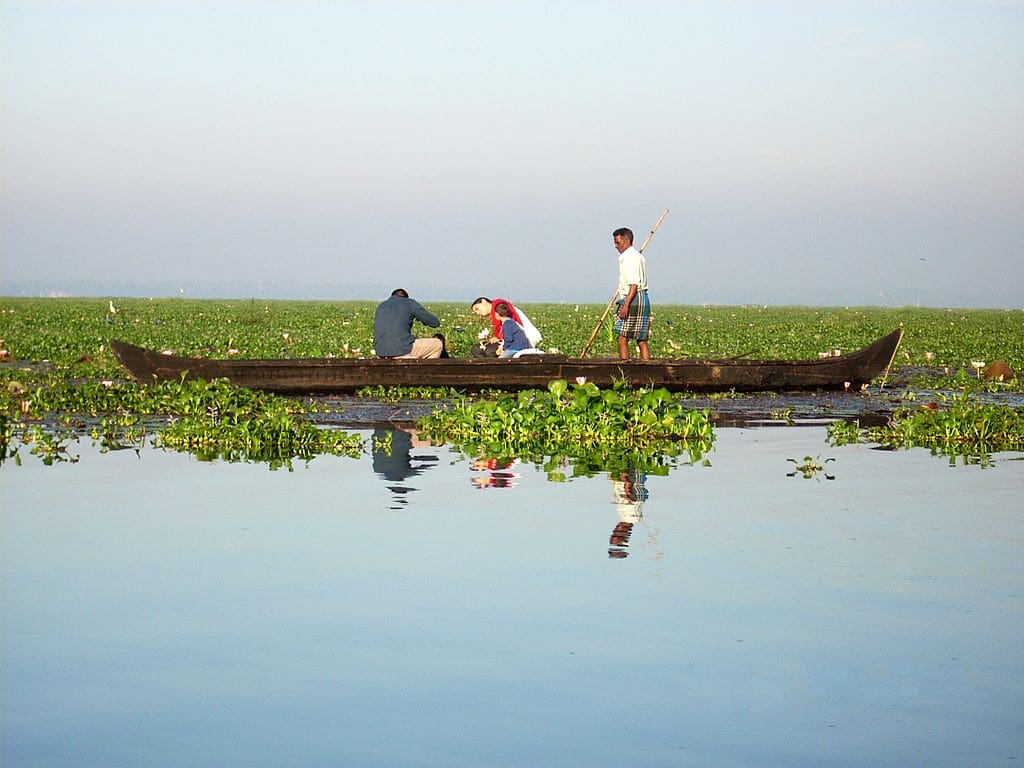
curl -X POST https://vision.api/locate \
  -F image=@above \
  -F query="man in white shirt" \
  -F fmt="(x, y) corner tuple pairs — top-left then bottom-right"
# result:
(613, 227), (651, 360)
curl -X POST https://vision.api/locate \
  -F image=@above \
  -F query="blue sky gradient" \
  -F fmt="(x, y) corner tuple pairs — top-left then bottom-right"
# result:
(2, 1), (1022, 306)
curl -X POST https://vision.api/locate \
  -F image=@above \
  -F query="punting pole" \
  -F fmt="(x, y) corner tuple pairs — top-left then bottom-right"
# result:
(579, 208), (669, 358)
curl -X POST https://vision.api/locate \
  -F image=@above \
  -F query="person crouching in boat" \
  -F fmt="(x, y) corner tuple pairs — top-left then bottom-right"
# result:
(470, 296), (542, 357)
(494, 302), (533, 358)
(373, 288), (444, 359)
(612, 227), (651, 360)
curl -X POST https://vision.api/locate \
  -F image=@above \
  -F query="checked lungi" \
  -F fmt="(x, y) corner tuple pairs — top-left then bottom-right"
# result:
(614, 291), (651, 341)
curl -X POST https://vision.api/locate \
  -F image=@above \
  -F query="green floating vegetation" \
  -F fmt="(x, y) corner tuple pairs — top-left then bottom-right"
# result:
(828, 394), (1024, 465)
(356, 384), (460, 402)
(2, 377), (364, 469)
(0, 417), (81, 466)
(787, 455), (836, 480)
(2, 297), (1022, 375)
(418, 379), (715, 480)
(903, 366), (1024, 394)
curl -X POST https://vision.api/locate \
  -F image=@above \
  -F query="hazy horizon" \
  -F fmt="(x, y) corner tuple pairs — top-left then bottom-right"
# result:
(3, 1), (1022, 310)
(2, 276), (1020, 310)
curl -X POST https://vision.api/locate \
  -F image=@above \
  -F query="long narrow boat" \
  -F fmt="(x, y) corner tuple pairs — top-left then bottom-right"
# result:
(109, 329), (902, 394)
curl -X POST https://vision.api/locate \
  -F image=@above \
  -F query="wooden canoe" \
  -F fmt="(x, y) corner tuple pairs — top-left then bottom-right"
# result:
(109, 329), (903, 394)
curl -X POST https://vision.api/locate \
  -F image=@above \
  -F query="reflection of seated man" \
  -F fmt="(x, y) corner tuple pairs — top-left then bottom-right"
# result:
(372, 428), (438, 506)
(469, 457), (519, 488)
(608, 470), (648, 558)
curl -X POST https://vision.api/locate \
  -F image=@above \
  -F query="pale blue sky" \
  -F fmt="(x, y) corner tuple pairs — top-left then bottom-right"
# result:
(2, 0), (1022, 306)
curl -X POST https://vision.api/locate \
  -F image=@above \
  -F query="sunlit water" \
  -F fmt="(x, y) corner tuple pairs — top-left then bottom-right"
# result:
(2, 427), (1022, 768)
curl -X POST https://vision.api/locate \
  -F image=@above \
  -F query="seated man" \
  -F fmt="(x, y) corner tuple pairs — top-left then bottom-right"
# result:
(470, 296), (542, 357)
(373, 288), (443, 359)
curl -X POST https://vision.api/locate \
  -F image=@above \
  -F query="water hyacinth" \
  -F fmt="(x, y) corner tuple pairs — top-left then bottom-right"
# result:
(828, 394), (1024, 464)
(418, 379), (715, 478)
(1, 298), (1022, 371)
(1, 376), (364, 469)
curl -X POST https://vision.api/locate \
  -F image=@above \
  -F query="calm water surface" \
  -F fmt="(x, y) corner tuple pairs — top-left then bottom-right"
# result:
(2, 427), (1022, 768)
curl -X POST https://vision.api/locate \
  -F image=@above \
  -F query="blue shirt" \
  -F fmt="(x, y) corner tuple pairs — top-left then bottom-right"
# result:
(501, 317), (531, 352)
(373, 295), (440, 356)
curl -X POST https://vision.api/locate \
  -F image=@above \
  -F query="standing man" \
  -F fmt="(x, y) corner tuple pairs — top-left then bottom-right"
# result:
(613, 227), (651, 360)
(373, 288), (444, 359)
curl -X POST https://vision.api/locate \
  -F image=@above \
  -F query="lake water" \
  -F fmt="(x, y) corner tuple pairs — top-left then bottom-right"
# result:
(2, 426), (1022, 768)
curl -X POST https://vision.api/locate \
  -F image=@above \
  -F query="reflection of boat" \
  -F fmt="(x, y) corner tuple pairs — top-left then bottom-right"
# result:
(110, 329), (902, 394)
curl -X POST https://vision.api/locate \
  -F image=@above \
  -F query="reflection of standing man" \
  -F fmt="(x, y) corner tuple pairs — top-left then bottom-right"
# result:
(612, 228), (651, 361)
(608, 470), (648, 558)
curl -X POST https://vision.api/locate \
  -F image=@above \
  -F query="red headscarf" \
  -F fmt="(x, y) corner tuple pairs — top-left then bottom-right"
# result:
(489, 298), (522, 341)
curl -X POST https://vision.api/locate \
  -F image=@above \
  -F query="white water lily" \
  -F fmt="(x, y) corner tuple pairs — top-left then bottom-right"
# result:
(575, 376), (587, 385)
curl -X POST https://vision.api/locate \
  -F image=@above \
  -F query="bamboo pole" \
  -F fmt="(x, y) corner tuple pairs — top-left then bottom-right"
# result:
(579, 208), (669, 358)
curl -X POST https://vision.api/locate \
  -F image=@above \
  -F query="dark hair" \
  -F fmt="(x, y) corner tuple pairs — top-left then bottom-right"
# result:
(494, 302), (510, 317)
(471, 296), (490, 309)
(612, 228), (634, 244)
(391, 288), (409, 298)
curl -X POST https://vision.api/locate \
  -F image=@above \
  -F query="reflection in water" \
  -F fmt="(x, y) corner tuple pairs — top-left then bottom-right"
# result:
(469, 457), (520, 489)
(371, 428), (439, 509)
(3, 430), (1022, 767)
(608, 470), (648, 559)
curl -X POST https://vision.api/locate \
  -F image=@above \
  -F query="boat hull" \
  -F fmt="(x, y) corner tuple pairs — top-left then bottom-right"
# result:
(110, 329), (903, 395)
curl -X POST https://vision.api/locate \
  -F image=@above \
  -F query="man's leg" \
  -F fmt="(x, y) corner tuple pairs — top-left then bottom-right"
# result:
(617, 336), (630, 360)
(403, 337), (444, 359)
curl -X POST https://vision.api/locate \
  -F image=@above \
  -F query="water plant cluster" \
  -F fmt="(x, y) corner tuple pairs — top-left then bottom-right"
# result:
(1, 375), (364, 469)
(356, 384), (460, 402)
(902, 366), (1023, 394)
(418, 379), (715, 480)
(828, 394), (1024, 464)
(787, 455), (836, 480)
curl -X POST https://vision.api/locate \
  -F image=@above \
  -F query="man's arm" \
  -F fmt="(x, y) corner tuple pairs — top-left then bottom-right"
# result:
(618, 284), (638, 319)
(411, 301), (440, 328)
